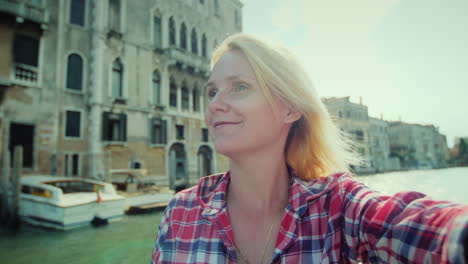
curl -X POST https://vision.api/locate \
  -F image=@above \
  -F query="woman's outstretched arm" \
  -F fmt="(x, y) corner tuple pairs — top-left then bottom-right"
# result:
(339, 175), (468, 263)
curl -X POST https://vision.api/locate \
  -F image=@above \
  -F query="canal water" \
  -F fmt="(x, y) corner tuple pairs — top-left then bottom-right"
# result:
(1, 167), (467, 264)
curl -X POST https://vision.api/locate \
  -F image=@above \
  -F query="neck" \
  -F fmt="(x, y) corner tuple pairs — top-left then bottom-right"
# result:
(227, 147), (290, 215)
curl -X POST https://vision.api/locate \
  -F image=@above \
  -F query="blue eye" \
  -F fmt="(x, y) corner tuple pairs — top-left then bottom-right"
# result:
(234, 83), (249, 92)
(207, 88), (218, 98)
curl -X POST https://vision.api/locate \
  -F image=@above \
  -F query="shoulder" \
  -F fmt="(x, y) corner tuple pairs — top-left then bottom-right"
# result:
(163, 185), (200, 222)
(294, 171), (353, 198)
(165, 173), (226, 220)
(293, 171), (380, 209)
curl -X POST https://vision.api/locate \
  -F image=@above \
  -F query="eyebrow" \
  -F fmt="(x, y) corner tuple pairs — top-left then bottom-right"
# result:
(204, 75), (255, 89)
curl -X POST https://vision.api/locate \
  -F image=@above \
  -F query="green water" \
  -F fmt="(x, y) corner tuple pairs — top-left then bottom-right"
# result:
(0, 211), (163, 264)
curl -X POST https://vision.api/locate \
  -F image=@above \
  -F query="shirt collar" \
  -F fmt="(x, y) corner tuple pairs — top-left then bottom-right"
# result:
(197, 170), (343, 219)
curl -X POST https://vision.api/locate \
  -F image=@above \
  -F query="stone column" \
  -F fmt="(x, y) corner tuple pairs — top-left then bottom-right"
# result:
(88, 0), (105, 180)
(188, 87), (193, 113)
(161, 65), (169, 107)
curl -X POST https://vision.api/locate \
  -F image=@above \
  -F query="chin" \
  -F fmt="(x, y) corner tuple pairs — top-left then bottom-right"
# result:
(213, 142), (245, 157)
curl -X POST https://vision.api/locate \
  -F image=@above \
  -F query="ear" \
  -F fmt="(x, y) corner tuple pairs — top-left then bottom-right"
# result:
(284, 107), (302, 124)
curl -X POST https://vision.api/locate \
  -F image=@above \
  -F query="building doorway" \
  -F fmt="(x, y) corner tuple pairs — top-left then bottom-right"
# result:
(197, 146), (212, 178)
(9, 122), (34, 168)
(169, 143), (187, 191)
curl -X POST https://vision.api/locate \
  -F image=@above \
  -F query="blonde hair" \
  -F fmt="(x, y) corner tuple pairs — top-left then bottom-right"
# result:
(211, 33), (361, 180)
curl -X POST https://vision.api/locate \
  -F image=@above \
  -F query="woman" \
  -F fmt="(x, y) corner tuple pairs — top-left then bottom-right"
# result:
(152, 33), (468, 263)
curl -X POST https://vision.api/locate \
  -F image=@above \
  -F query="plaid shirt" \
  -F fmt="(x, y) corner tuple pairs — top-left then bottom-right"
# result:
(152, 172), (468, 263)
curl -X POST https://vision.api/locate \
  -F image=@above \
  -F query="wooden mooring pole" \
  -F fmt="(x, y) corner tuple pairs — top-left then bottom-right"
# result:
(9, 146), (22, 229)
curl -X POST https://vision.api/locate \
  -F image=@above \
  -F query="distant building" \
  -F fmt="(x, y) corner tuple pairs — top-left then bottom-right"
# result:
(0, 0), (242, 189)
(450, 137), (468, 166)
(322, 96), (448, 173)
(322, 96), (374, 173)
(368, 117), (400, 172)
(387, 122), (448, 169)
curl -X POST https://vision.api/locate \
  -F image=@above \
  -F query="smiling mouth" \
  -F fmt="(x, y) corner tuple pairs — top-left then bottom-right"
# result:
(213, 121), (241, 129)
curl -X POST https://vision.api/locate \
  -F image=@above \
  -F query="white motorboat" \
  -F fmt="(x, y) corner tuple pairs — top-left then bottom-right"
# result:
(19, 176), (125, 230)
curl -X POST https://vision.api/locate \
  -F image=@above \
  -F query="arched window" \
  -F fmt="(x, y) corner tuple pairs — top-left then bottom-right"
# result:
(112, 58), (123, 97)
(152, 70), (160, 105)
(169, 16), (176, 46)
(66, 53), (83, 91)
(202, 34), (207, 58)
(180, 23), (187, 50)
(181, 84), (189, 110)
(169, 143), (187, 190)
(191, 28), (198, 54)
(70, 0), (85, 26)
(169, 80), (177, 107)
(192, 86), (199, 112)
(153, 14), (162, 48)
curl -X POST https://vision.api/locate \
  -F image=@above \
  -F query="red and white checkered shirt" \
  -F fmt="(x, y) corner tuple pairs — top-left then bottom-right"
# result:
(152, 171), (468, 263)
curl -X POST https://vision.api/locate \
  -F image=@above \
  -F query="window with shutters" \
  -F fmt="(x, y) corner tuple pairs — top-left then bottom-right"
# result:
(150, 118), (167, 145)
(176, 125), (185, 140)
(66, 54), (83, 91)
(70, 0), (86, 26)
(102, 112), (127, 142)
(65, 110), (82, 139)
(12, 34), (40, 83)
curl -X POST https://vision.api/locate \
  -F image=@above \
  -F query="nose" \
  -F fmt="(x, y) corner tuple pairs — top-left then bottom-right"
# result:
(207, 91), (229, 113)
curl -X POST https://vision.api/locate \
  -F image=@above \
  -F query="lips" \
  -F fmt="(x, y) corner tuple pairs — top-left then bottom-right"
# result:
(213, 121), (241, 129)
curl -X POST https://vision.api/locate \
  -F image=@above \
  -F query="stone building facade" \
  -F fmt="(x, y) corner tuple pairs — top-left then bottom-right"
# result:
(322, 96), (374, 173)
(0, 0), (242, 189)
(387, 122), (448, 169)
(368, 117), (400, 172)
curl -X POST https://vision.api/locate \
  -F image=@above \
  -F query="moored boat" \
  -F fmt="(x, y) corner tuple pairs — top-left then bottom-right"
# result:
(19, 176), (125, 230)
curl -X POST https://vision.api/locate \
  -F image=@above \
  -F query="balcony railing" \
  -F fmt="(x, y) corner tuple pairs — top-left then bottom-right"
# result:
(164, 47), (210, 74)
(0, 0), (49, 25)
(12, 63), (38, 84)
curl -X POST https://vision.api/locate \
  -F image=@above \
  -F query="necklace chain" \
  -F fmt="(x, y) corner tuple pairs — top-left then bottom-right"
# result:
(234, 222), (275, 264)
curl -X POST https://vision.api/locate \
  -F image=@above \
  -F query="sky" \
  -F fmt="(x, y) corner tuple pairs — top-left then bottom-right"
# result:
(241, 0), (468, 147)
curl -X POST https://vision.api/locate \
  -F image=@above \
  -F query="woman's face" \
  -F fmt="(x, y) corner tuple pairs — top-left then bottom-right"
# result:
(205, 50), (296, 156)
